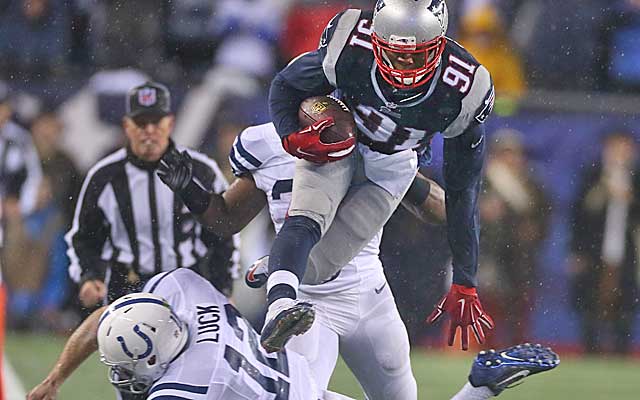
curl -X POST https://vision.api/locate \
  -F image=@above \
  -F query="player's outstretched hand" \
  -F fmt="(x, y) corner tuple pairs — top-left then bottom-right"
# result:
(157, 146), (193, 192)
(427, 284), (494, 350)
(27, 377), (59, 400)
(283, 118), (355, 163)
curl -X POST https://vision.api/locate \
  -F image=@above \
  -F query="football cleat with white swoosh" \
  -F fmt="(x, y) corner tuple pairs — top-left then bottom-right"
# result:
(469, 343), (560, 395)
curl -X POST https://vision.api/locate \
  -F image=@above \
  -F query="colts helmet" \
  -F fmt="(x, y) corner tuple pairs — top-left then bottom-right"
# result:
(372, 0), (449, 89)
(97, 293), (188, 394)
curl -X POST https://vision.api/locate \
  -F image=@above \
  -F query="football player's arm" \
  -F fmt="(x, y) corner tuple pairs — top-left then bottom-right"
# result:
(269, 10), (356, 138)
(401, 172), (446, 225)
(190, 151), (266, 237)
(269, 53), (334, 138)
(27, 306), (106, 400)
(443, 123), (486, 287)
(198, 176), (267, 236)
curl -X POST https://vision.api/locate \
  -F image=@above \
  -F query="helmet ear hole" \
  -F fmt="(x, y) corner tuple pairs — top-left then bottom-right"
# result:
(147, 355), (157, 366)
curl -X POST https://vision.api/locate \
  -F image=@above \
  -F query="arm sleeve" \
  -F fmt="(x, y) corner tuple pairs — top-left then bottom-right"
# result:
(65, 172), (111, 284)
(228, 127), (266, 177)
(443, 123), (486, 287)
(268, 9), (358, 138)
(269, 52), (335, 139)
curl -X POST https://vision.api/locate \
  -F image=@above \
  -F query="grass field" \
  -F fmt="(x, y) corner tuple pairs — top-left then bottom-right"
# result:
(7, 333), (639, 399)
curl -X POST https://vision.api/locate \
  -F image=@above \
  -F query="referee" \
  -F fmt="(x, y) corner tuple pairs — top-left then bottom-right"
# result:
(65, 82), (239, 308)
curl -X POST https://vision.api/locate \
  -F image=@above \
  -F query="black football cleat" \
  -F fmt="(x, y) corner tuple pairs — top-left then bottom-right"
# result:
(469, 343), (560, 395)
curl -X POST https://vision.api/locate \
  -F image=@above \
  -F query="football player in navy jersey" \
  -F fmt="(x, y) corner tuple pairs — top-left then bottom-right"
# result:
(263, 0), (496, 353)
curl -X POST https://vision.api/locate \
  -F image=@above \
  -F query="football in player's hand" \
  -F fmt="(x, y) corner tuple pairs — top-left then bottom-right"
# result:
(298, 96), (356, 144)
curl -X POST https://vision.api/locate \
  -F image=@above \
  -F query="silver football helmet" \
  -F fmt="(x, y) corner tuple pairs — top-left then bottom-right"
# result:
(372, 0), (449, 89)
(97, 293), (188, 394)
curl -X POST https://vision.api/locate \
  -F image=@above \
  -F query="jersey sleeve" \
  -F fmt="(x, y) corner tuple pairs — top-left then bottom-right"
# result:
(441, 65), (495, 139)
(228, 125), (275, 177)
(65, 167), (111, 283)
(443, 123), (486, 287)
(268, 9), (362, 138)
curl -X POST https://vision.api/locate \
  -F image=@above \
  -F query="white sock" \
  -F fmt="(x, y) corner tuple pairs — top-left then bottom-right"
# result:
(266, 270), (300, 297)
(450, 382), (494, 400)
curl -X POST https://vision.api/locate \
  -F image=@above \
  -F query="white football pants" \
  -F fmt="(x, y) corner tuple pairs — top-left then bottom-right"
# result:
(289, 271), (417, 400)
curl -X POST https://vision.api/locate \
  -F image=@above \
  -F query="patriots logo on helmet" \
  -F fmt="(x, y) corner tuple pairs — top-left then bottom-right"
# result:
(138, 88), (157, 107)
(428, 0), (447, 33)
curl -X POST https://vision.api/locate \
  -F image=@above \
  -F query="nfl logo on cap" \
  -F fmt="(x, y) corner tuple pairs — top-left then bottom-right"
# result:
(127, 81), (170, 117)
(138, 88), (157, 107)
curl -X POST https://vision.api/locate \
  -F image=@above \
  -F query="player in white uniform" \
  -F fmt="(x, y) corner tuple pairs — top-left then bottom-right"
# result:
(233, 122), (418, 398)
(27, 267), (353, 400)
(100, 268), (341, 400)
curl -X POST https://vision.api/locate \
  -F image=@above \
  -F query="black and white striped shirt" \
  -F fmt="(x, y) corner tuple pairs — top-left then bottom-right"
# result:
(65, 144), (239, 293)
(0, 120), (42, 248)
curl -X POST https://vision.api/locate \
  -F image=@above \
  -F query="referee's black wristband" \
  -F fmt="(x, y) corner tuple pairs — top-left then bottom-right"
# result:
(180, 179), (212, 215)
(406, 177), (432, 207)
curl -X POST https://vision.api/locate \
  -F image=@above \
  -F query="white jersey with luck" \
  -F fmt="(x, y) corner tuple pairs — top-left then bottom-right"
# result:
(142, 268), (318, 400)
(229, 122), (384, 293)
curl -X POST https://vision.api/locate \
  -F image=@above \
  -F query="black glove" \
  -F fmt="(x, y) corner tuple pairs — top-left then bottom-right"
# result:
(157, 146), (212, 214)
(157, 146), (193, 191)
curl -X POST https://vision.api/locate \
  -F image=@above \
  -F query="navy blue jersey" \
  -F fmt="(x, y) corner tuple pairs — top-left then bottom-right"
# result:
(270, 9), (494, 153)
(268, 9), (493, 287)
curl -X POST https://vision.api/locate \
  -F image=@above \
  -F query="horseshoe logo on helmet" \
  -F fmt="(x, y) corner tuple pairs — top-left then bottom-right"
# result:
(117, 325), (154, 359)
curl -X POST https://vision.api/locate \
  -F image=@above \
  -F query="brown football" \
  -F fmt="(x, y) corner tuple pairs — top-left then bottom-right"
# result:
(298, 95), (356, 143)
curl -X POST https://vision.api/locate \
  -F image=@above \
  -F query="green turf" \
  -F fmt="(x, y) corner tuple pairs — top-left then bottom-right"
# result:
(8, 333), (638, 399)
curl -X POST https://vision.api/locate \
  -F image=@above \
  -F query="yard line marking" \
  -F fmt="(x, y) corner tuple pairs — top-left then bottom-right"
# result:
(4, 355), (27, 399)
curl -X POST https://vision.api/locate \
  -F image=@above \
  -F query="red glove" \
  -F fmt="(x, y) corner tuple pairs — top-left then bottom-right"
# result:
(427, 284), (494, 350)
(282, 118), (356, 163)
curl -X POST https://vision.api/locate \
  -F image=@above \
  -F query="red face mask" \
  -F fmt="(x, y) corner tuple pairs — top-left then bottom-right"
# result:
(372, 33), (446, 89)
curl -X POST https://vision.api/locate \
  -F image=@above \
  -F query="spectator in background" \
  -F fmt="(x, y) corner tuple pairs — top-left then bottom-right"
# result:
(4, 171), (72, 332)
(570, 131), (640, 354)
(4, 108), (81, 332)
(86, 1), (169, 77)
(165, 0), (218, 71)
(458, 4), (526, 104)
(0, 0), (69, 78)
(514, 0), (607, 91)
(478, 130), (549, 345)
(0, 83), (42, 234)
(30, 109), (81, 226)
(172, 34), (275, 157)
